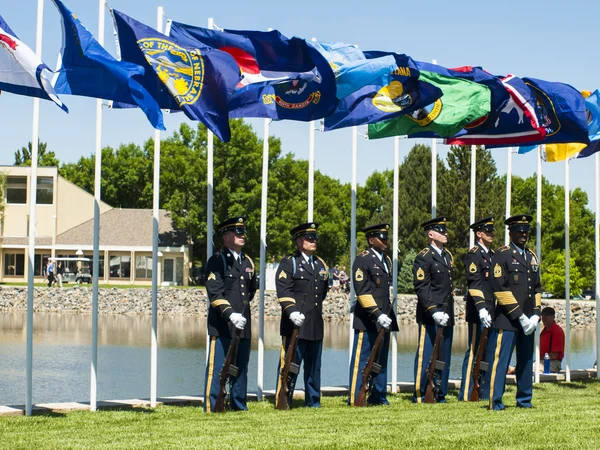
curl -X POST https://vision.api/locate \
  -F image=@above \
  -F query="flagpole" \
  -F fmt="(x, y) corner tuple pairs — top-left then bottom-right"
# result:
(307, 37), (317, 222)
(25, 0), (44, 417)
(534, 146), (543, 383)
(205, 17), (215, 367)
(391, 136), (400, 393)
(595, 152), (600, 378)
(90, 0), (106, 413)
(505, 148), (512, 246)
(469, 145), (476, 247)
(565, 158), (571, 382)
(431, 59), (437, 218)
(349, 126), (358, 366)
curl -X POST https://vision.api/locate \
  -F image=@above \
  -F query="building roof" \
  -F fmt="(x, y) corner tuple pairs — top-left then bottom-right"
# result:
(56, 209), (188, 248)
(2, 237), (52, 246)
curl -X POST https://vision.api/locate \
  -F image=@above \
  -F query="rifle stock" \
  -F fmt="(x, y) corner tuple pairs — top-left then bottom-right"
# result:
(424, 326), (445, 404)
(469, 327), (489, 402)
(214, 327), (242, 413)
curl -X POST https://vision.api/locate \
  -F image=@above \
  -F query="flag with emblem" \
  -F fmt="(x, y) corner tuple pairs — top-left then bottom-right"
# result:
(323, 50), (443, 131)
(0, 14), (67, 111)
(367, 70), (491, 139)
(168, 21), (337, 122)
(111, 9), (241, 141)
(51, 0), (164, 129)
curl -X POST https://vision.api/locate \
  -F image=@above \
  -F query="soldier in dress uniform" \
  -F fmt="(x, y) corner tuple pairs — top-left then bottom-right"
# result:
(413, 216), (454, 403)
(458, 216), (495, 401)
(348, 223), (399, 406)
(275, 222), (330, 408)
(203, 217), (257, 413)
(484, 214), (542, 410)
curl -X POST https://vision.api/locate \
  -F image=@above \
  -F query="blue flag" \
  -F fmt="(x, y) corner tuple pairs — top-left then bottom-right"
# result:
(323, 51), (442, 131)
(112, 10), (241, 141)
(575, 90), (600, 159)
(51, 0), (163, 129)
(168, 22), (337, 122)
(517, 145), (537, 154)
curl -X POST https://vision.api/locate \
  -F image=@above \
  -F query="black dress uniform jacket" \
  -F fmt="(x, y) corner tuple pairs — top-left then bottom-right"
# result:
(205, 247), (257, 339)
(492, 245), (542, 331)
(352, 248), (399, 332)
(276, 252), (330, 340)
(413, 245), (455, 326)
(464, 244), (495, 324)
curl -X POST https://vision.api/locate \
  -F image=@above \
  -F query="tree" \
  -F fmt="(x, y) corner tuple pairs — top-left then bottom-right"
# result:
(397, 249), (417, 294)
(542, 250), (585, 297)
(14, 141), (60, 167)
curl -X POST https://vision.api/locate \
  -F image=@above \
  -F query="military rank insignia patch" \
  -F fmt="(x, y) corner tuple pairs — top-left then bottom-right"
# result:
(416, 267), (425, 281)
(355, 268), (364, 282)
(278, 271), (287, 279)
(207, 272), (216, 281)
(469, 262), (477, 273)
(494, 264), (502, 278)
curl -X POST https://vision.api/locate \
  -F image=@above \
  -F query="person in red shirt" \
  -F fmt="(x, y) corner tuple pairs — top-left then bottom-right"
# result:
(539, 307), (565, 373)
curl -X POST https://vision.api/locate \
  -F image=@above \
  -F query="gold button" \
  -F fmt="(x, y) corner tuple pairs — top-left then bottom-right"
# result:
(241, 284), (244, 287)
(316, 287), (318, 290)
(242, 293), (245, 296)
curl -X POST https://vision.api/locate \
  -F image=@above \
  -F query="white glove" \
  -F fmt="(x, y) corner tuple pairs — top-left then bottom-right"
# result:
(289, 311), (305, 327)
(432, 311), (449, 327)
(479, 309), (492, 328)
(377, 314), (392, 329)
(230, 312), (247, 330)
(524, 315), (540, 335)
(518, 314), (531, 333)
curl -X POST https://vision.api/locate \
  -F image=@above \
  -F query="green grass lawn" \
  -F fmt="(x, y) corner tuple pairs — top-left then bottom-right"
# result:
(2, 381), (600, 449)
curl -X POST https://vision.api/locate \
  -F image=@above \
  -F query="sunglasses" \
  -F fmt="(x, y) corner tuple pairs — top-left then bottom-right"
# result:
(302, 233), (319, 242)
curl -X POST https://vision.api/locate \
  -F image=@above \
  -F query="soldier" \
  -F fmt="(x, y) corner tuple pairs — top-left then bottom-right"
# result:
(348, 223), (399, 406)
(413, 216), (454, 403)
(275, 222), (329, 408)
(458, 216), (495, 401)
(484, 214), (542, 410)
(204, 217), (257, 413)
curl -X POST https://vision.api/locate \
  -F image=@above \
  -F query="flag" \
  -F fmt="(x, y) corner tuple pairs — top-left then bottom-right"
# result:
(0, 14), (67, 111)
(51, 0), (164, 130)
(517, 145), (537, 154)
(310, 41), (398, 100)
(572, 90), (600, 159)
(543, 143), (586, 162)
(323, 51), (442, 131)
(367, 70), (490, 139)
(112, 10), (241, 142)
(446, 75), (545, 146)
(168, 22), (337, 122)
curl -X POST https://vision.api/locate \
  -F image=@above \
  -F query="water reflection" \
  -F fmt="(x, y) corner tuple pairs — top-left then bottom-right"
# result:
(0, 313), (596, 406)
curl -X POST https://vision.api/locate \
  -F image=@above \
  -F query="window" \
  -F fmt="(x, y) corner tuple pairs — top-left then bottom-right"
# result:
(85, 255), (105, 278)
(4, 253), (25, 276)
(135, 255), (153, 279)
(109, 254), (131, 278)
(37, 177), (54, 205)
(34, 254), (51, 276)
(6, 176), (27, 204)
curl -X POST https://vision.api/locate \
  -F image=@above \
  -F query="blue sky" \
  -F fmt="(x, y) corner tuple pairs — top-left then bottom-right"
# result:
(1, 0), (599, 212)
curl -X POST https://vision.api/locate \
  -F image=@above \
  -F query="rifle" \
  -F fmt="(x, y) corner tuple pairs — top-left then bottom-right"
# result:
(354, 303), (395, 407)
(469, 327), (490, 402)
(424, 326), (445, 404)
(214, 301), (248, 413)
(276, 295), (306, 410)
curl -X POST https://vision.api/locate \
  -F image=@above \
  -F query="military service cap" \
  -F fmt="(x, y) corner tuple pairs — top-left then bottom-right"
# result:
(505, 214), (533, 232)
(363, 223), (390, 240)
(421, 216), (449, 234)
(291, 222), (319, 239)
(218, 217), (247, 234)
(470, 216), (495, 232)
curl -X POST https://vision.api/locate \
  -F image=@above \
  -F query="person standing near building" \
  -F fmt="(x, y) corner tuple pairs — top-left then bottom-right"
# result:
(275, 222), (329, 408)
(47, 259), (56, 288)
(484, 214), (542, 410)
(348, 223), (398, 406)
(204, 217), (257, 413)
(459, 217), (495, 401)
(413, 217), (454, 403)
(56, 261), (65, 288)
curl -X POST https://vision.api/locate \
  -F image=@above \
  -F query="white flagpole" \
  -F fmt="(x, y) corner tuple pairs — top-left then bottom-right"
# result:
(349, 126), (358, 366)
(431, 59), (437, 218)
(25, 0), (44, 417)
(595, 152), (600, 378)
(307, 37), (317, 222)
(90, 0), (106, 413)
(257, 118), (270, 401)
(469, 146), (476, 247)
(391, 136), (400, 393)
(565, 158), (571, 382)
(149, 6), (165, 408)
(534, 146), (543, 383)
(205, 17), (215, 366)
(505, 148), (512, 246)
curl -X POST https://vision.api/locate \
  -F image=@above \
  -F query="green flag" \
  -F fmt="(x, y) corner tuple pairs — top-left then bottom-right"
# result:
(367, 70), (491, 139)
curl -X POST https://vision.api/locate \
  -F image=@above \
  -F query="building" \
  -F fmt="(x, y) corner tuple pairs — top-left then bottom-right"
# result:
(0, 166), (191, 286)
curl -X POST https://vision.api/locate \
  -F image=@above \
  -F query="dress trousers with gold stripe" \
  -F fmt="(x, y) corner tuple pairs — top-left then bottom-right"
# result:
(204, 248), (257, 413)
